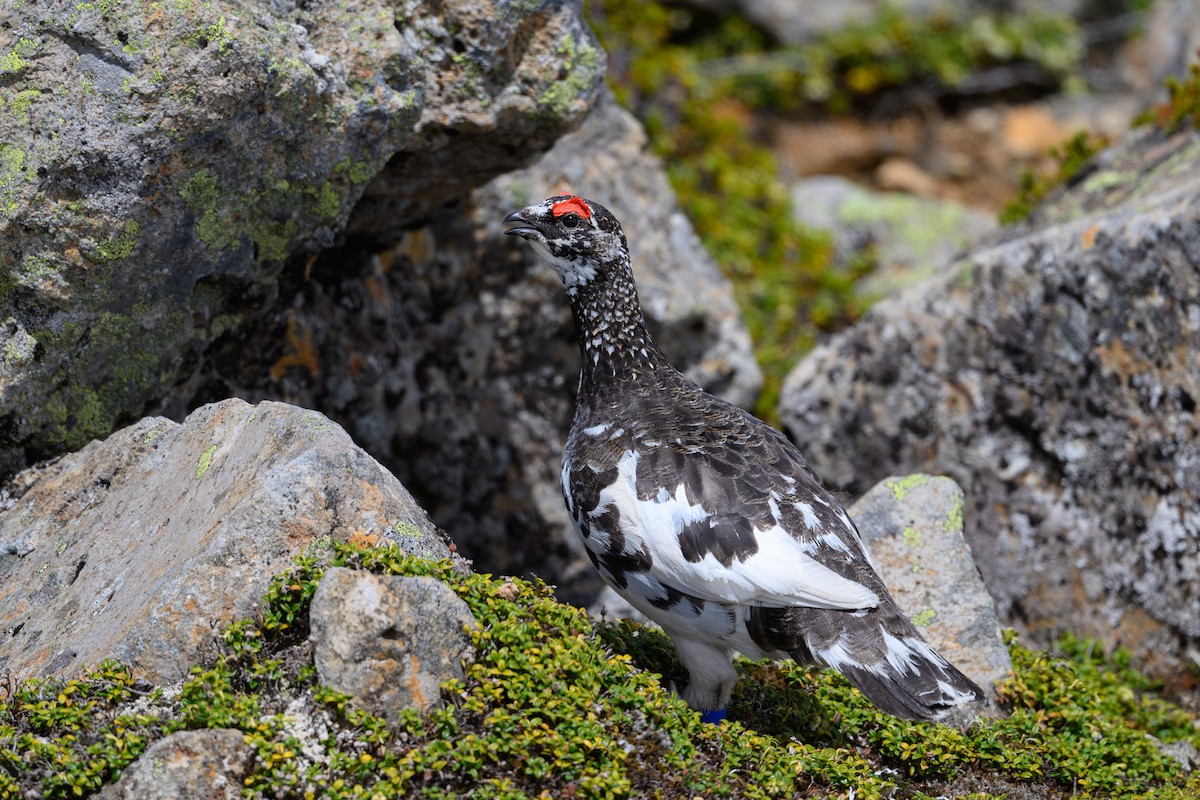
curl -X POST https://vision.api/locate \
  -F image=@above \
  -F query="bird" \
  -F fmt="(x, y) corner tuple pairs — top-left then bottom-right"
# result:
(504, 193), (983, 723)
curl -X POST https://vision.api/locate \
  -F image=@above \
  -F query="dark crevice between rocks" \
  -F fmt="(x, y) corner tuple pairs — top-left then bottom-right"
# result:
(68, 557), (87, 587)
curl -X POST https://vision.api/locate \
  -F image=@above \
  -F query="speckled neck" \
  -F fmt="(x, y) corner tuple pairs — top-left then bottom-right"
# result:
(565, 253), (669, 401)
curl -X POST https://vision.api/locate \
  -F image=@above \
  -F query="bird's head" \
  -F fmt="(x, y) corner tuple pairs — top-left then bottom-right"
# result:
(504, 194), (629, 291)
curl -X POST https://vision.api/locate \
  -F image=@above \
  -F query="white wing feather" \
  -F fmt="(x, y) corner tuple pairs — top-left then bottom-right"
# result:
(588, 450), (879, 611)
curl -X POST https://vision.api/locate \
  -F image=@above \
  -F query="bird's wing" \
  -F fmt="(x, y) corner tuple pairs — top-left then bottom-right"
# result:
(567, 411), (881, 611)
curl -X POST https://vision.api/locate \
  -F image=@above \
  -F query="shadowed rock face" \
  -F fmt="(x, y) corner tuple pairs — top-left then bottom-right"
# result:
(0, 0), (603, 477)
(0, 399), (454, 684)
(781, 127), (1200, 691)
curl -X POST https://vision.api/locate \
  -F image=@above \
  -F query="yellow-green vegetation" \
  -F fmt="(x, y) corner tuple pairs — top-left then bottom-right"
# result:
(2, 542), (1198, 798)
(177, 167), (305, 264)
(1136, 61), (1200, 134)
(540, 38), (602, 118)
(0, 38), (38, 75)
(194, 443), (218, 479)
(718, 9), (1082, 114)
(0, 144), (27, 218)
(89, 219), (141, 263)
(999, 130), (1109, 223)
(589, 1), (1087, 418)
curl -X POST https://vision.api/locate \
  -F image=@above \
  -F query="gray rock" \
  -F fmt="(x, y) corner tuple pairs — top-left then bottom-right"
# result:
(1118, 0), (1200, 95)
(161, 89), (762, 599)
(94, 728), (251, 800)
(0, 0), (603, 477)
(0, 398), (452, 684)
(791, 175), (996, 302)
(309, 567), (476, 720)
(848, 474), (1012, 696)
(779, 127), (1200, 688)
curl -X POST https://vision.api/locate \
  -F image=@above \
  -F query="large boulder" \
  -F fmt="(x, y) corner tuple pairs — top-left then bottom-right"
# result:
(157, 90), (762, 596)
(0, 0), (603, 477)
(0, 398), (454, 683)
(780, 127), (1200, 688)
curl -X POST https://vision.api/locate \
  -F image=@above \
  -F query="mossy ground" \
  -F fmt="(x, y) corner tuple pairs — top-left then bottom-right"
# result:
(2, 542), (1198, 799)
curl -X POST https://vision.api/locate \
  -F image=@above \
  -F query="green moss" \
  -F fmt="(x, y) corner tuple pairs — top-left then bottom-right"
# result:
(901, 526), (922, 547)
(538, 38), (601, 118)
(178, 167), (300, 262)
(178, 168), (234, 249)
(89, 220), (141, 263)
(36, 306), (190, 449)
(184, 14), (233, 56)
(886, 473), (931, 501)
(0, 38), (38, 75)
(313, 182), (340, 220)
(910, 608), (937, 627)
(944, 495), (964, 533)
(195, 444), (218, 479)
(43, 385), (110, 449)
(9, 89), (40, 122)
(335, 152), (378, 185)
(0, 143), (28, 218)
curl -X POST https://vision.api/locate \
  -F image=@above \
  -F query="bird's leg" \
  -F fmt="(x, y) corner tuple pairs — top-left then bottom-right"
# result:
(672, 636), (738, 719)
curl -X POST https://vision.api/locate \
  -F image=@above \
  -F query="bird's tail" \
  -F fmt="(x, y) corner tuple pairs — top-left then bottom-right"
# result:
(750, 600), (984, 721)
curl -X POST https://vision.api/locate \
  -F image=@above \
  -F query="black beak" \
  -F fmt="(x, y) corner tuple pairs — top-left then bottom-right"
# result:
(504, 209), (543, 240)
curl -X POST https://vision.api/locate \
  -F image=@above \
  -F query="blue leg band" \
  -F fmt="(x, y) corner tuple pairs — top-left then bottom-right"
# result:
(699, 708), (727, 724)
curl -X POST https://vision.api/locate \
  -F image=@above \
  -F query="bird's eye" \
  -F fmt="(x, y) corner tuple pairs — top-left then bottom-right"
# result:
(560, 213), (581, 229)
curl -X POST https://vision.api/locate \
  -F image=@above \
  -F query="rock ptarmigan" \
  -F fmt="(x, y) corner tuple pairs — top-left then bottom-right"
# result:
(504, 194), (983, 722)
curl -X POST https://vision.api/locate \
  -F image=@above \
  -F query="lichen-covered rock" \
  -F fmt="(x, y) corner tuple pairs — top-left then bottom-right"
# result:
(0, 398), (453, 684)
(848, 474), (1011, 697)
(0, 0), (602, 477)
(159, 89), (762, 596)
(309, 567), (476, 720)
(791, 175), (997, 302)
(780, 127), (1200, 688)
(94, 728), (251, 800)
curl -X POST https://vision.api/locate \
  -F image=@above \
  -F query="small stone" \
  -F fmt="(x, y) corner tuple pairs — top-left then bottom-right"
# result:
(849, 474), (1012, 696)
(875, 157), (939, 197)
(1002, 105), (1076, 159)
(309, 567), (477, 722)
(95, 729), (251, 800)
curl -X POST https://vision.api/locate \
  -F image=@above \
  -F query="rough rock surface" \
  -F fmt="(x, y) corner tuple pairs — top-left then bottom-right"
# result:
(0, 398), (453, 684)
(161, 90), (762, 598)
(310, 567), (476, 720)
(791, 175), (997, 302)
(94, 728), (252, 800)
(780, 127), (1200, 688)
(848, 474), (1011, 696)
(0, 0), (602, 477)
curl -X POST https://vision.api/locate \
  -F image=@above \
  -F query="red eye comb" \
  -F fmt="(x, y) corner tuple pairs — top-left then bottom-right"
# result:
(551, 196), (591, 219)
